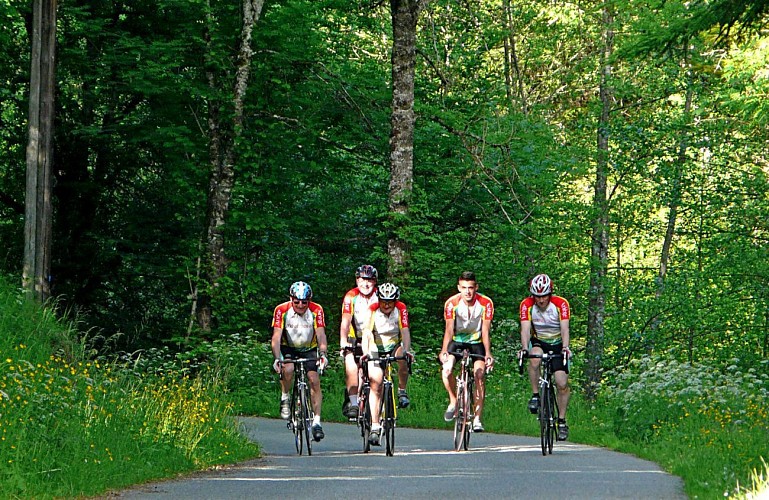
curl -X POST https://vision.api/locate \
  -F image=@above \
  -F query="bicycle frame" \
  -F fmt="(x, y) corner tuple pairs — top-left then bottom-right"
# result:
(362, 352), (409, 456)
(448, 349), (485, 451)
(519, 351), (564, 456)
(281, 357), (315, 456)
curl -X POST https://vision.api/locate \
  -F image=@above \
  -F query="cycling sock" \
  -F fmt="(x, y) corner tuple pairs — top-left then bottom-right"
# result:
(371, 423), (382, 432)
(312, 415), (321, 426)
(349, 395), (358, 406)
(281, 392), (290, 401)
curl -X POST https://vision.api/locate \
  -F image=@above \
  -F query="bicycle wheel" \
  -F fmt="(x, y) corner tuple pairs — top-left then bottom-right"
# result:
(453, 377), (468, 451)
(361, 386), (371, 453)
(300, 384), (313, 456)
(292, 391), (302, 455)
(383, 383), (395, 456)
(464, 378), (474, 450)
(538, 379), (549, 456)
(546, 387), (556, 454)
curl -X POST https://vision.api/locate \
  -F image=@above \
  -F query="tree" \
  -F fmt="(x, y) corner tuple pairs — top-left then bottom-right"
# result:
(585, 0), (614, 401)
(23, 0), (56, 303)
(387, 0), (429, 281)
(193, 0), (264, 333)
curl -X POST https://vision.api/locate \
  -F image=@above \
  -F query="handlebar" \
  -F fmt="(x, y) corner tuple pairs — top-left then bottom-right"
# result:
(517, 350), (570, 375)
(278, 356), (326, 376)
(362, 352), (413, 374)
(448, 349), (493, 373)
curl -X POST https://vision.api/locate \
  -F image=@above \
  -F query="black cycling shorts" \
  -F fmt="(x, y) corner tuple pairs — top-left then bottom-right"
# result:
(529, 338), (569, 373)
(281, 346), (320, 372)
(446, 341), (486, 362)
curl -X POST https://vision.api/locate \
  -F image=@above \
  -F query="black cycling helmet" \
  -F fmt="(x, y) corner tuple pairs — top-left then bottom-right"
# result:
(355, 264), (378, 280)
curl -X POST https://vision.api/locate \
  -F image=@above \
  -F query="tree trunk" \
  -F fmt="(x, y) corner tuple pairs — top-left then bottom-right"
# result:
(585, 1), (614, 402)
(387, 0), (428, 281)
(23, 0), (57, 304)
(193, 0), (264, 334)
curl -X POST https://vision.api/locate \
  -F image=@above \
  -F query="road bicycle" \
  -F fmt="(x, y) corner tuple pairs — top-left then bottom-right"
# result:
(448, 349), (487, 451)
(518, 350), (566, 455)
(358, 352), (410, 456)
(281, 357), (320, 456)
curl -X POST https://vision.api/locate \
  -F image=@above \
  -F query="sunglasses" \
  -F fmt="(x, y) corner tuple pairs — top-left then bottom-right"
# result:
(292, 299), (309, 305)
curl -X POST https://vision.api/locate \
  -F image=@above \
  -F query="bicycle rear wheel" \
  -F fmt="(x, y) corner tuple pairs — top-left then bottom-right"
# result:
(453, 377), (468, 451)
(383, 384), (395, 456)
(300, 385), (313, 456)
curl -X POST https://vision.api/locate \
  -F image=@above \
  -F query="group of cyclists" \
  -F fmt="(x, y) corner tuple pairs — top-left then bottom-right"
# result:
(271, 266), (572, 445)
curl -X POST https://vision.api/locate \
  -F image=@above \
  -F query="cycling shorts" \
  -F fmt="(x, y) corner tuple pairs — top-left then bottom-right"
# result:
(344, 336), (364, 363)
(446, 341), (486, 362)
(281, 346), (321, 372)
(529, 338), (569, 373)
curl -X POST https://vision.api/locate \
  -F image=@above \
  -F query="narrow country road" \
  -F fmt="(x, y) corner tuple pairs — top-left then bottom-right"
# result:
(114, 417), (686, 499)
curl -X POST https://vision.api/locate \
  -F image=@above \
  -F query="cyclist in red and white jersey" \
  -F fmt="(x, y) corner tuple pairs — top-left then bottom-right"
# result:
(439, 271), (494, 432)
(338, 264), (379, 418)
(271, 281), (329, 442)
(518, 273), (572, 441)
(360, 283), (414, 446)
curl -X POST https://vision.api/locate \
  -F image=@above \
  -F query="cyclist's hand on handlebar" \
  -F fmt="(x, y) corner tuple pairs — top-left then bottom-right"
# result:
(272, 358), (282, 373)
(404, 351), (415, 363)
(485, 355), (494, 372)
(562, 347), (572, 360)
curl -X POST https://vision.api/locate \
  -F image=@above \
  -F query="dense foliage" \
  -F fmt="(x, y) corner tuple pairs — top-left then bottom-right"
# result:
(0, 0), (767, 494)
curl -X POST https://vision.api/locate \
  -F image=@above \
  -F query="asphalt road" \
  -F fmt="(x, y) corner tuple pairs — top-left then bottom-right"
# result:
(114, 417), (686, 499)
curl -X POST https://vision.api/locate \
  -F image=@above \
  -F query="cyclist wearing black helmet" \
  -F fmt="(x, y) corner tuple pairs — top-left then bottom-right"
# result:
(338, 265), (379, 419)
(271, 281), (329, 442)
(360, 282), (414, 446)
(518, 273), (572, 441)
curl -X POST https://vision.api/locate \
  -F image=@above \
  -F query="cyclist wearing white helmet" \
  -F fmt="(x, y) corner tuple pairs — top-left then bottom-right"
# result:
(339, 264), (379, 419)
(360, 282), (414, 446)
(271, 281), (329, 442)
(518, 273), (572, 441)
(439, 271), (495, 433)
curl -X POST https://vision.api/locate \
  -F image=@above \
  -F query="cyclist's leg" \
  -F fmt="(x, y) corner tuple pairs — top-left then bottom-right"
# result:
(367, 361), (384, 427)
(441, 343), (459, 408)
(527, 343), (544, 413)
(472, 358), (487, 418)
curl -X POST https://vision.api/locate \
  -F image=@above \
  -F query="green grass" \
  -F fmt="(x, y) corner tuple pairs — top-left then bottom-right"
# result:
(0, 277), (259, 498)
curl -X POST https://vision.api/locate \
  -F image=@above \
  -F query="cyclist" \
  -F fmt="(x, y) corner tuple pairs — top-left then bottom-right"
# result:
(360, 283), (414, 446)
(271, 281), (329, 442)
(338, 264), (379, 419)
(439, 271), (494, 432)
(518, 273), (572, 441)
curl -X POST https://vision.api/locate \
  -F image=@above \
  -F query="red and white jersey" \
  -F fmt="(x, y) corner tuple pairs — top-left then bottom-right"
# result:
(340, 287), (378, 339)
(272, 301), (326, 350)
(365, 301), (410, 352)
(519, 295), (570, 343)
(444, 293), (494, 344)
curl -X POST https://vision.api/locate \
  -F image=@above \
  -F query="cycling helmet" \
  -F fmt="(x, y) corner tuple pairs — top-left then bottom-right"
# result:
(530, 274), (552, 296)
(376, 282), (400, 301)
(289, 281), (313, 300)
(355, 264), (378, 279)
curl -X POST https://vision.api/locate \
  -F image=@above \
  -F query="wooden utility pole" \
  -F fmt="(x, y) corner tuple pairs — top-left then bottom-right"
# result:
(23, 0), (57, 303)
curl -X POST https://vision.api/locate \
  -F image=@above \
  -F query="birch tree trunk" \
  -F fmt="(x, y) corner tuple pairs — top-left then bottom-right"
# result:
(23, 0), (57, 304)
(585, 0), (614, 401)
(193, 0), (264, 333)
(387, 0), (428, 281)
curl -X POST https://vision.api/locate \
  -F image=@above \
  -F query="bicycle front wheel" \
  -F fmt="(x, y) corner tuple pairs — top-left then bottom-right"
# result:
(361, 386), (371, 453)
(383, 384), (396, 456)
(546, 387), (556, 454)
(300, 385), (313, 456)
(538, 379), (549, 456)
(453, 378), (468, 451)
(291, 392), (302, 455)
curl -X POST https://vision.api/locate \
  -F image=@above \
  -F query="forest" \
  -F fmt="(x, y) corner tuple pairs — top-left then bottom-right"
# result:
(1, 0), (767, 393)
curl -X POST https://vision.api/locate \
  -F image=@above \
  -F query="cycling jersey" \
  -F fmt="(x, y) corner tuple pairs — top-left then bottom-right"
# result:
(519, 295), (570, 344)
(364, 301), (410, 352)
(272, 301), (326, 351)
(341, 287), (378, 339)
(444, 293), (494, 344)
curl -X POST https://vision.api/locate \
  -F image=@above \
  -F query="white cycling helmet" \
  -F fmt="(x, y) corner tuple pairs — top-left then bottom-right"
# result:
(376, 282), (400, 301)
(529, 274), (552, 296)
(289, 281), (313, 300)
